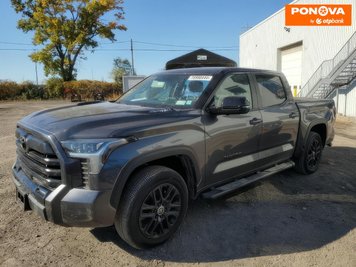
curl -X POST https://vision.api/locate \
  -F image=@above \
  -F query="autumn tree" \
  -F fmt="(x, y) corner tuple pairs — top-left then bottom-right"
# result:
(111, 57), (132, 86)
(11, 0), (126, 81)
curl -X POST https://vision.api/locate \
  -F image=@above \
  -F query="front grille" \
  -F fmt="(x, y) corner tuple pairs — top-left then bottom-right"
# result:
(15, 128), (61, 189)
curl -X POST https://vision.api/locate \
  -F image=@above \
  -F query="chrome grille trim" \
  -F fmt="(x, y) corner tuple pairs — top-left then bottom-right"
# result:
(81, 160), (89, 187)
(15, 128), (62, 189)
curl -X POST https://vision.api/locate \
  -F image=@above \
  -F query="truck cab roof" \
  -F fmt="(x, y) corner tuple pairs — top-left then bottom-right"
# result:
(159, 67), (282, 76)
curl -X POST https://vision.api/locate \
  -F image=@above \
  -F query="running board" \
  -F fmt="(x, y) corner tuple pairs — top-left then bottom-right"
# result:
(202, 161), (295, 200)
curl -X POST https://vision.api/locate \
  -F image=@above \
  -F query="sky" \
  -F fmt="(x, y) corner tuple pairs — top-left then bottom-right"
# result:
(0, 0), (291, 83)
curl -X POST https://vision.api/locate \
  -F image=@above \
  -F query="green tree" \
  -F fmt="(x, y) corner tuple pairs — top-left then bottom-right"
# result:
(45, 77), (64, 98)
(111, 57), (132, 86)
(11, 0), (127, 81)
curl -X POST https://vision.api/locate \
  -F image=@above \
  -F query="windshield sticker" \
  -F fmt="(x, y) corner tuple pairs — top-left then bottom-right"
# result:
(176, 100), (187, 105)
(188, 75), (212, 81)
(151, 81), (165, 88)
(131, 97), (147, 102)
(186, 100), (192, 105)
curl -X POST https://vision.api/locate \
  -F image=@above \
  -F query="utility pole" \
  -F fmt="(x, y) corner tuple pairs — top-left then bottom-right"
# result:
(130, 38), (135, 76)
(35, 61), (39, 87)
(34, 49), (39, 86)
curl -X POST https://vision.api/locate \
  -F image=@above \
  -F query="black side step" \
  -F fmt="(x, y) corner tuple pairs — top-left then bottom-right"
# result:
(202, 161), (295, 200)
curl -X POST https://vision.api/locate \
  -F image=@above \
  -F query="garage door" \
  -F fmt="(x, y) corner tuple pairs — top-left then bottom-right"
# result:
(281, 45), (302, 96)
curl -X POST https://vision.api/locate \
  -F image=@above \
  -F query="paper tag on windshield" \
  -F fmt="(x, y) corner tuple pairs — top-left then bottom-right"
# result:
(188, 75), (212, 81)
(151, 81), (165, 88)
(176, 100), (187, 105)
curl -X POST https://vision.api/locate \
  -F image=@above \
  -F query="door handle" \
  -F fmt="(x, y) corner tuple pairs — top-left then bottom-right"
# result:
(250, 118), (263, 125)
(289, 112), (298, 119)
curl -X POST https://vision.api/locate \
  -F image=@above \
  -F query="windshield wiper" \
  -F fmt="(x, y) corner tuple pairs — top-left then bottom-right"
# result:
(147, 104), (177, 112)
(158, 105), (177, 111)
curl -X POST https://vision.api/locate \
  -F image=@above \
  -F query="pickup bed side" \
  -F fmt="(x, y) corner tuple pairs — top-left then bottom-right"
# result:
(294, 98), (336, 158)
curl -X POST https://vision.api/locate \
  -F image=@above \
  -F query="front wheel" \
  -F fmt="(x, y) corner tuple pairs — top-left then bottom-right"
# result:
(115, 166), (188, 249)
(294, 131), (323, 174)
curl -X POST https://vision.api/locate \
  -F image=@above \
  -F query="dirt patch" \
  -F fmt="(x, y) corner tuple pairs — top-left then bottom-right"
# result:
(0, 101), (355, 267)
(335, 115), (356, 140)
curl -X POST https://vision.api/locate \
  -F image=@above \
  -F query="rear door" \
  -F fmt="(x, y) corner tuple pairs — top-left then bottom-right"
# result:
(253, 73), (299, 167)
(202, 73), (263, 188)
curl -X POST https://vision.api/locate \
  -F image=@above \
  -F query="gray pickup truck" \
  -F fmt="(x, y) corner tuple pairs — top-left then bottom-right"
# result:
(12, 67), (335, 249)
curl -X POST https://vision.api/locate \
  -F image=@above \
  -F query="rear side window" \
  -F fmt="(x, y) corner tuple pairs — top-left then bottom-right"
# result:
(255, 74), (286, 107)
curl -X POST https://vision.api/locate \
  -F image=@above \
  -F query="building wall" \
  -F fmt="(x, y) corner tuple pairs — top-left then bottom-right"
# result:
(240, 0), (356, 87)
(332, 82), (356, 117)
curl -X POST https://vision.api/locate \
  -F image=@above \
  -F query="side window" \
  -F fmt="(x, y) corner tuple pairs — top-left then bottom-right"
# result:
(213, 74), (252, 108)
(255, 74), (286, 107)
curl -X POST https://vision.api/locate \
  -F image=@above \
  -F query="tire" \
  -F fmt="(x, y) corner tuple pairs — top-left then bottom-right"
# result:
(115, 165), (188, 249)
(294, 131), (323, 174)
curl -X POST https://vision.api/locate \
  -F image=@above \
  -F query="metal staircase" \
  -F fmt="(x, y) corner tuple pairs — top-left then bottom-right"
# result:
(298, 31), (356, 99)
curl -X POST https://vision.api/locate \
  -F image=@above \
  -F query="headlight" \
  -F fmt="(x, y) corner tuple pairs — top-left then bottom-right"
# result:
(61, 139), (116, 154)
(61, 138), (128, 175)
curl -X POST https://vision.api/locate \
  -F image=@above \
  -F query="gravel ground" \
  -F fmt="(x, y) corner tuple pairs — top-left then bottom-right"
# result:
(0, 101), (355, 267)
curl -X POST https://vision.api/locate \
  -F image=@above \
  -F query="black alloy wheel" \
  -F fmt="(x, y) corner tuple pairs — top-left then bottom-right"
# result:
(294, 131), (323, 174)
(306, 136), (322, 170)
(139, 183), (181, 239)
(115, 165), (188, 249)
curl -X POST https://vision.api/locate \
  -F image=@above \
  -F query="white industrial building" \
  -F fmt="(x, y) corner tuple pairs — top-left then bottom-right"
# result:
(240, 0), (356, 117)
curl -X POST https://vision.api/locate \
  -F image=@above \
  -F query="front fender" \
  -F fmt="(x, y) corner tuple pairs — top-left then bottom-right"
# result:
(106, 131), (205, 210)
(109, 146), (202, 209)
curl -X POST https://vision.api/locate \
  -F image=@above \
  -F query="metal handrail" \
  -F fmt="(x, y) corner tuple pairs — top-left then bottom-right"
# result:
(298, 31), (356, 97)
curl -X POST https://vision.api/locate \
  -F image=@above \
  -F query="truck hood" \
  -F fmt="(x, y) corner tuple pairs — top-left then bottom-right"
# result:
(19, 102), (201, 140)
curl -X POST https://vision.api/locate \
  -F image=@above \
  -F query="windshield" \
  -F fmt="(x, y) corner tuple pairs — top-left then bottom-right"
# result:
(117, 73), (213, 108)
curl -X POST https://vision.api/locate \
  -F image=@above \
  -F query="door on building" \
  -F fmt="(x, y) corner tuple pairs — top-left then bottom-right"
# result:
(280, 44), (303, 96)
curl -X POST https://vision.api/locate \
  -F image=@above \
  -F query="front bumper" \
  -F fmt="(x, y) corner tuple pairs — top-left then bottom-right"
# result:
(12, 163), (116, 227)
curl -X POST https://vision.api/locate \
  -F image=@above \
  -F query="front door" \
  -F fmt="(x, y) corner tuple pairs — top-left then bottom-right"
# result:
(202, 73), (262, 188)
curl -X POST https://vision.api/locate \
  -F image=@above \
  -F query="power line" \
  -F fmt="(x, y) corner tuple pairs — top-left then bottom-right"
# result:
(134, 40), (238, 49)
(132, 48), (237, 52)
(0, 40), (131, 46)
(0, 48), (33, 51)
(0, 41), (34, 46)
(134, 40), (200, 48)
(99, 40), (131, 45)
(0, 48), (237, 52)
(93, 48), (237, 52)
(0, 38), (238, 54)
(98, 40), (238, 49)
(0, 40), (238, 49)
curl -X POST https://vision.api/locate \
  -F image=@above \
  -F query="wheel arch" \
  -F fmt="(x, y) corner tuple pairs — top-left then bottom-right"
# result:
(309, 123), (327, 146)
(110, 148), (201, 210)
(294, 120), (327, 158)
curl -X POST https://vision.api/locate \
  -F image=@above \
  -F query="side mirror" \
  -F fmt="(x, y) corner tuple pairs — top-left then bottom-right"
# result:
(208, 96), (251, 115)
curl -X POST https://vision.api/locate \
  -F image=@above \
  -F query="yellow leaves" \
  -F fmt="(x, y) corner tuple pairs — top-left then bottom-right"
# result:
(108, 21), (117, 29)
(86, 0), (118, 13)
(11, 0), (26, 13)
(12, 0), (126, 81)
(0, 81), (19, 99)
(30, 51), (41, 62)
(39, 0), (49, 6)
(98, 0), (108, 5)
(118, 24), (127, 31)
(62, 80), (121, 99)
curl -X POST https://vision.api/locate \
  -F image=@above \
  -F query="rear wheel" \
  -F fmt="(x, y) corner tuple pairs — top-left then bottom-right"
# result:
(294, 131), (323, 174)
(115, 166), (188, 249)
